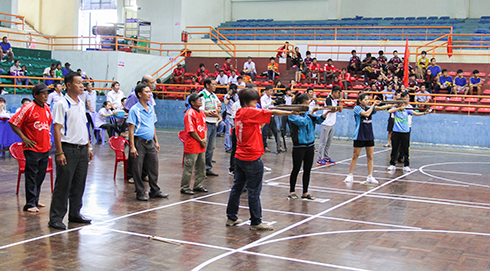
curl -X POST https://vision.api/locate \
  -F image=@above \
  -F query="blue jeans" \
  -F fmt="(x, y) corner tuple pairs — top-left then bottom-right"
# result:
(224, 115), (233, 150)
(226, 157), (264, 225)
(217, 121), (225, 135)
(205, 122), (218, 171)
(245, 71), (256, 80)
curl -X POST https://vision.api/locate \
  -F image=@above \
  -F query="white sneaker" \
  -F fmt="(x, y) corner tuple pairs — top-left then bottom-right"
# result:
(264, 166), (271, 171)
(387, 165), (396, 171)
(361, 176), (379, 186)
(343, 174), (354, 183)
(403, 166), (411, 172)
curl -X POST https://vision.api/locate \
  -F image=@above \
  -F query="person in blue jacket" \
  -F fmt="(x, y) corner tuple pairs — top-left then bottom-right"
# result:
(287, 93), (329, 200)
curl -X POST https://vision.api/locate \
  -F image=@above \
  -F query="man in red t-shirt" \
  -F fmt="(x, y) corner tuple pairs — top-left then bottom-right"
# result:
(308, 58), (321, 84)
(180, 93), (208, 195)
(223, 57), (232, 73)
(9, 83), (52, 213)
(226, 88), (296, 231)
(196, 63), (208, 77)
(171, 63), (185, 84)
(323, 58), (336, 84)
(339, 68), (352, 90)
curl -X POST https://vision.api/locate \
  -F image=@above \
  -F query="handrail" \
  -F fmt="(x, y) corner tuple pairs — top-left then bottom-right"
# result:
(0, 12), (25, 30)
(151, 50), (187, 78)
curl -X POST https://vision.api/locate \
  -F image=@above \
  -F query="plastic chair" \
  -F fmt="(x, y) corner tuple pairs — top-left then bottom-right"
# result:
(92, 127), (106, 145)
(178, 131), (186, 167)
(9, 142), (53, 194)
(109, 136), (129, 181)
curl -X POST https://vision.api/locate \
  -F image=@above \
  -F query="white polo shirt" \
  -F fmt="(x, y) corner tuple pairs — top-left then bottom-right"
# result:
(260, 94), (273, 109)
(52, 95), (89, 145)
(243, 61), (256, 72)
(106, 90), (126, 110)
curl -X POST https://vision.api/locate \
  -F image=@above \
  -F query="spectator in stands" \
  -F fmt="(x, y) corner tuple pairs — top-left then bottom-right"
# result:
(339, 68), (352, 90)
(213, 63), (220, 77)
(9, 59), (21, 82)
(426, 58), (441, 78)
(416, 51), (430, 79)
(423, 69), (436, 93)
(196, 63), (208, 77)
(332, 76), (343, 89)
(416, 85), (432, 109)
(77, 69), (88, 79)
(0, 97), (7, 116)
(180, 93), (208, 195)
(216, 70), (228, 85)
(304, 51), (313, 66)
(171, 63), (185, 84)
(8, 83), (52, 213)
(44, 69), (56, 87)
(236, 76), (246, 89)
(363, 58), (382, 83)
(323, 58), (336, 84)
(223, 57), (232, 73)
(190, 75), (199, 88)
(276, 41), (290, 58)
(15, 98), (31, 113)
(377, 50), (388, 71)
(62, 63), (72, 77)
(308, 58), (321, 84)
(243, 56), (256, 80)
(295, 58), (308, 83)
(348, 50), (361, 75)
(47, 83), (63, 109)
(382, 84), (395, 101)
(128, 83), (168, 201)
(470, 70), (483, 95)
(95, 101), (118, 138)
(228, 70), (239, 85)
(289, 79), (297, 91)
(43, 63), (56, 77)
(13, 64), (31, 85)
(240, 71), (252, 84)
(406, 74), (418, 103)
(227, 64), (239, 77)
(266, 57), (280, 82)
(388, 50), (402, 71)
(198, 70), (207, 84)
(454, 69), (469, 95)
(224, 84), (239, 152)
(1, 36), (14, 62)
(361, 53), (372, 70)
(199, 78), (221, 177)
(106, 81), (126, 110)
(291, 47), (302, 67)
(55, 63), (63, 78)
(434, 69), (453, 94)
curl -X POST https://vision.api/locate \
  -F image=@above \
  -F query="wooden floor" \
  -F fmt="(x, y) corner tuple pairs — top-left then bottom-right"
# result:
(1, 130), (490, 271)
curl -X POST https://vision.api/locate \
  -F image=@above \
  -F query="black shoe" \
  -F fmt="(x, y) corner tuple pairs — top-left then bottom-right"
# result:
(69, 215), (92, 224)
(150, 192), (169, 198)
(180, 189), (195, 195)
(206, 170), (219, 177)
(136, 195), (149, 201)
(48, 221), (67, 230)
(194, 187), (208, 193)
(225, 149), (232, 153)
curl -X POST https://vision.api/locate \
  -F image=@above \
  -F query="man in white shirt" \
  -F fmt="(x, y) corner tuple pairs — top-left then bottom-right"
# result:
(243, 56), (256, 80)
(43, 63), (56, 77)
(49, 72), (93, 230)
(79, 82), (97, 141)
(228, 70), (239, 85)
(106, 81), (125, 110)
(199, 78), (221, 176)
(260, 86), (277, 152)
(216, 70), (228, 85)
(317, 86), (342, 166)
(47, 83), (64, 109)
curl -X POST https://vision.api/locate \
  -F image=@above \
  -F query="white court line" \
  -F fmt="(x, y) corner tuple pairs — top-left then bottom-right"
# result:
(191, 169), (417, 271)
(106, 228), (370, 271)
(419, 162), (490, 188)
(411, 148), (490, 157)
(423, 169), (482, 176)
(193, 199), (419, 229)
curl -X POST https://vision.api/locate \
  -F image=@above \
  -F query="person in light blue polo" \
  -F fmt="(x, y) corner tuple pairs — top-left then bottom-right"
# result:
(128, 83), (168, 201)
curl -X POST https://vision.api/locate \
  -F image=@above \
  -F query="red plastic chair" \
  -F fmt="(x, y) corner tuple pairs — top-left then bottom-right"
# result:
(109, 136), (129, 181)
(178, 131), (186, 167)
(9, 142), (53, 194)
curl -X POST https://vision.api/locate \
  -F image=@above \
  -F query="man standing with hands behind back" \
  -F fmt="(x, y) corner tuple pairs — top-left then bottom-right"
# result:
(199, 78), (221, 177)
(49, 72), (93, 230)
(9, 83), (52, 213)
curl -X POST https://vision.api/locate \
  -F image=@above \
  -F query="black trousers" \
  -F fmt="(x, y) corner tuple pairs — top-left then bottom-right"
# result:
(289, 146), (315, 194)
(262, 117), (281, 151)
(132, 137), (161, 197)
(390, 132), (410, 167)
(23, 150), (49, 210)
(86, 113), (94, 141)
(229, 127), (237, 172)
(347, 63), (361, 74)
(49, 143), (88, 223)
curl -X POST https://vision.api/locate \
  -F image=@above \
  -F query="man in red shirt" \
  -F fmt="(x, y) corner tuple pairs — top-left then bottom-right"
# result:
(226, 88), (296, 231)
(223, 57), (232, 73)
(332, 76), (344, 89)
(180, 93), (208, 195)
(213, 63), (220, 77)
(339, 68), (352, 90)
(171, 63), (185, 84)
(308, 58), (321, 84)
(196, 63), (208, 77)
(9, 83), (52, 213)
(323, 58), (336, 84)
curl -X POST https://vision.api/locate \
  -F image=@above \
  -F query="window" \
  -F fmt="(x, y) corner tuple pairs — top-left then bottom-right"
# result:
(81, 0), (117, 10)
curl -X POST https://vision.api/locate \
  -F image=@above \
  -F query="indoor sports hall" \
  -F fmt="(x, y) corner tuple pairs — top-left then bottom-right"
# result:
(1, 1), (490, 270)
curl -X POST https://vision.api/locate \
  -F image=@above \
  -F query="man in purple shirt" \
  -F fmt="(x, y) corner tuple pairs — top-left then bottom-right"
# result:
(1, 36), (14, 63)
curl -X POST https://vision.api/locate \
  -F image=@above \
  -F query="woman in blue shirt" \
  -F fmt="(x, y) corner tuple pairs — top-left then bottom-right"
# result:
(344, 93), (392, 186)
(288, 94), (328, 200)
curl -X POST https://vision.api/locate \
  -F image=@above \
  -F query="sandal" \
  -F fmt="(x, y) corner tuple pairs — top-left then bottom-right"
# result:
(194, 187), (208, 193)
(180, 189), (194, 195)
(301, 194), (316, 200)
(287, 193), (298, 199)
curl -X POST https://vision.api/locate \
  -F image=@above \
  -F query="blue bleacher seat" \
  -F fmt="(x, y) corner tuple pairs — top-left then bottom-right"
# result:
(428, 16), (438, 20)
(372, 17), (383, 21)
(440, 16), (450, 20)
(383, 17), (394, 20)
(406, 17), (416, 20)
(362, 18), (372, 20)
(416, 17), (427, 20)
(394, 17), (404, 20)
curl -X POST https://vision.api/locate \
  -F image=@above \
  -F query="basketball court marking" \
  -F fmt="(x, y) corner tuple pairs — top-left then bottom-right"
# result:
(190, 170), (418, 270)
(419, 162), (490, 188)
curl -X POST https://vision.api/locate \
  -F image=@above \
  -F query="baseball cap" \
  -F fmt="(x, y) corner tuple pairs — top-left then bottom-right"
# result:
(188, 93), (203, 104)
(214, 63), (219, 67)
(32, 83), (50, 95)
